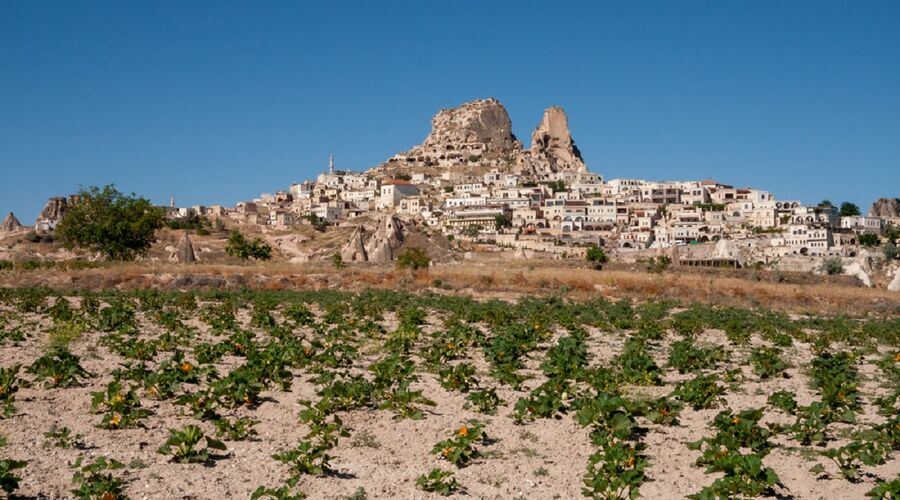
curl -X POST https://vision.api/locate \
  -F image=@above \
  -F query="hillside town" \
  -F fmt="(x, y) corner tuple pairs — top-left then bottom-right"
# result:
(4, 99), (900, 285)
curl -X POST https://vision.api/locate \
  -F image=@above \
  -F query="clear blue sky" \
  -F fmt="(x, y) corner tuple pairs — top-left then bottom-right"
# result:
(2, 1), (899, 222)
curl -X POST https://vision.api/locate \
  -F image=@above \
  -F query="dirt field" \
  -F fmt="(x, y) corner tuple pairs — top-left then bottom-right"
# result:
(0, 286), (898, 499)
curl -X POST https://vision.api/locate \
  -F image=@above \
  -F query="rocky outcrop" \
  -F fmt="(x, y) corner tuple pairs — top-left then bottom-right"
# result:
(377, 98), (593, 175)
(1, 212), (23, 232)
(869, 198), (900, 218)
(888, 267), (900, 292)
(175, 231), (196, 263)
(340, 226), (368, 262)
(423, 98), (518, 156)
(527, 107), (586, 173)
(39, 197), (68, 221)
(365, 215), (405, 263)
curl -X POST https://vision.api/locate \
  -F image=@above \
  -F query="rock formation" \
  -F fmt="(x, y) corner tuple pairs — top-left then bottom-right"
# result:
(365, 215), (405, 263)
(1, 212), (23, 232)
(35, 196), (71, 229)
(527, 107), (587, 173)
(340, 226), (368, 262)
(888, 267), (900, 292)
(175, 231), (196, 263)
(869, 198), (900, 218)
(377, 98), (594, 175)
(379, 98), (521, 172)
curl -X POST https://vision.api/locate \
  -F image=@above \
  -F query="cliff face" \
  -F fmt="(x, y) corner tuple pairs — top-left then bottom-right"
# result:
(375, 98), (590, 175)
(869, 198), (900, 218)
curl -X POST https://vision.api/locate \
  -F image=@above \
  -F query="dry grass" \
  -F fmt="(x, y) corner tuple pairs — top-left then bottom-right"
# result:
(1, 258), (898, 318)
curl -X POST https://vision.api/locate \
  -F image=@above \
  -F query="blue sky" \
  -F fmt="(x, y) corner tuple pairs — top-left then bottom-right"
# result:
(2, 1), (899, 222)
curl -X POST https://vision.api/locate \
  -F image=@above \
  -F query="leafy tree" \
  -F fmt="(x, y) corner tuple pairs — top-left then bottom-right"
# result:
(225, 231), (272, 261)
(305, 213), (327, 232)
(820, 200), (834, 208)
(858, 233), (880, 247)
(396, 247), (430, 270)
(56, 185), (164, 261)
(494, 214), (512, 231)
(586, 245), (608, 270)
(839, 202), (861, 217)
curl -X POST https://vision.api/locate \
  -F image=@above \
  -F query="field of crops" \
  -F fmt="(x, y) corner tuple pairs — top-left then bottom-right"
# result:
(0, 288), (898, 499)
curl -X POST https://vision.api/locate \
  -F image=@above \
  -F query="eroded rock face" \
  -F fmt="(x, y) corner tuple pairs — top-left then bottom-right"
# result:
(1, 212), (23, 232)
(340, 226), (368, 262)
(380, 98), (522, 171)
(35, 196), (74, 228)
(528, 107), (586, 173)
(888, 267), (900, 292)
(869, 198), (900, 218)
(365, 215), (405, 263)
(423, 98), (518, 154)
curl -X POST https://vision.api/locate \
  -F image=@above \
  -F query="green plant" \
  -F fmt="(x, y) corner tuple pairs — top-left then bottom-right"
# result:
(251, 480), (306, 500)
(867, 478), (900, 499)
(790, 402), (831, 446)
(91, 381), (149, 429)
(646, 255), (671, 274)
(615, 340), (661, 386)
(438, 363), (478, 392)
(432, 420), (488, 467)
(331, 253), (345, 269)
(464, 388), (503, 415)
(823, 440), (891, 481)
(767, 390), (798, 413)
(514, 381), (571, 422)
(44, 425), (82, 449)
(56, 185), (164, 260)
(821, 257), (844, 275)
(70, 456), (128, 500)
(0, 366), (20, 417)
(586, 245), (608, 270)
(158, 425), (227, 463)
(668, 340), (726, 374)
(27, 347), (93, 388)
(582, 440), (647, 500)
(749, 346), (787, 378)
(214, 417), (259, 441)
(226, 230), (272, 261)
(416, 468), (461, 496)
(689, 452), (782, 499)
(396, 247), (430, 270)
(0, 457), (27, 496)
(673, 373), (725, 410)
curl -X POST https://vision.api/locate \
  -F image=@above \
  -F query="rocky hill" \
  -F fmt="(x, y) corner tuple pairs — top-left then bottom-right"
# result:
(372, 98), (589, 176)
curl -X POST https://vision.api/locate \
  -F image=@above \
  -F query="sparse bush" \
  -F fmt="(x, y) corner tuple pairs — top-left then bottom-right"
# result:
(396, 247), (430, 270)
(821, 257), (843, 275)
(586, 245), (608, 270)
(647, 256), (671, 274)
(226, 230), (272, 261)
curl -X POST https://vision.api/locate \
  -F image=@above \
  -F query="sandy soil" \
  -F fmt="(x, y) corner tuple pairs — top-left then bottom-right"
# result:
(0, 292), (897, 500)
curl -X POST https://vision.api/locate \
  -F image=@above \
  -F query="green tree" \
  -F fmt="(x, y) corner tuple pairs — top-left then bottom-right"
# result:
(56, 185), (164, 261)
(461, 225), (482, 238)
(858, 233), (880, 247)
(585, 245), (608, 270)
(494, 214), (512, 231)
(225, 231), (272, 261)
(820, 199), (833, 208)
(396, 247), (430, 270)
(839, 202), (861, 217)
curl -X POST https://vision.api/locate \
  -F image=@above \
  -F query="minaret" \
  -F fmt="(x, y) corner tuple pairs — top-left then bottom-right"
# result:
(329, 153), (334, 175)
(170, 195), (175, 208)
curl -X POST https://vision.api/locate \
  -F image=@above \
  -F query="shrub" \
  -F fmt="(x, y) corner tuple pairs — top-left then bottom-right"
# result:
(821, 257), (843, 276)
(883, 242), (899, 260)
(158, 425), (227, 463)
(396, 247), (430, 270)
(225, 231), (272, 261)
(331, 253), (345, 269)
(586, 245), (608, 270)
(647, 256), (671, 274)
(56, 185), (164, 260)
